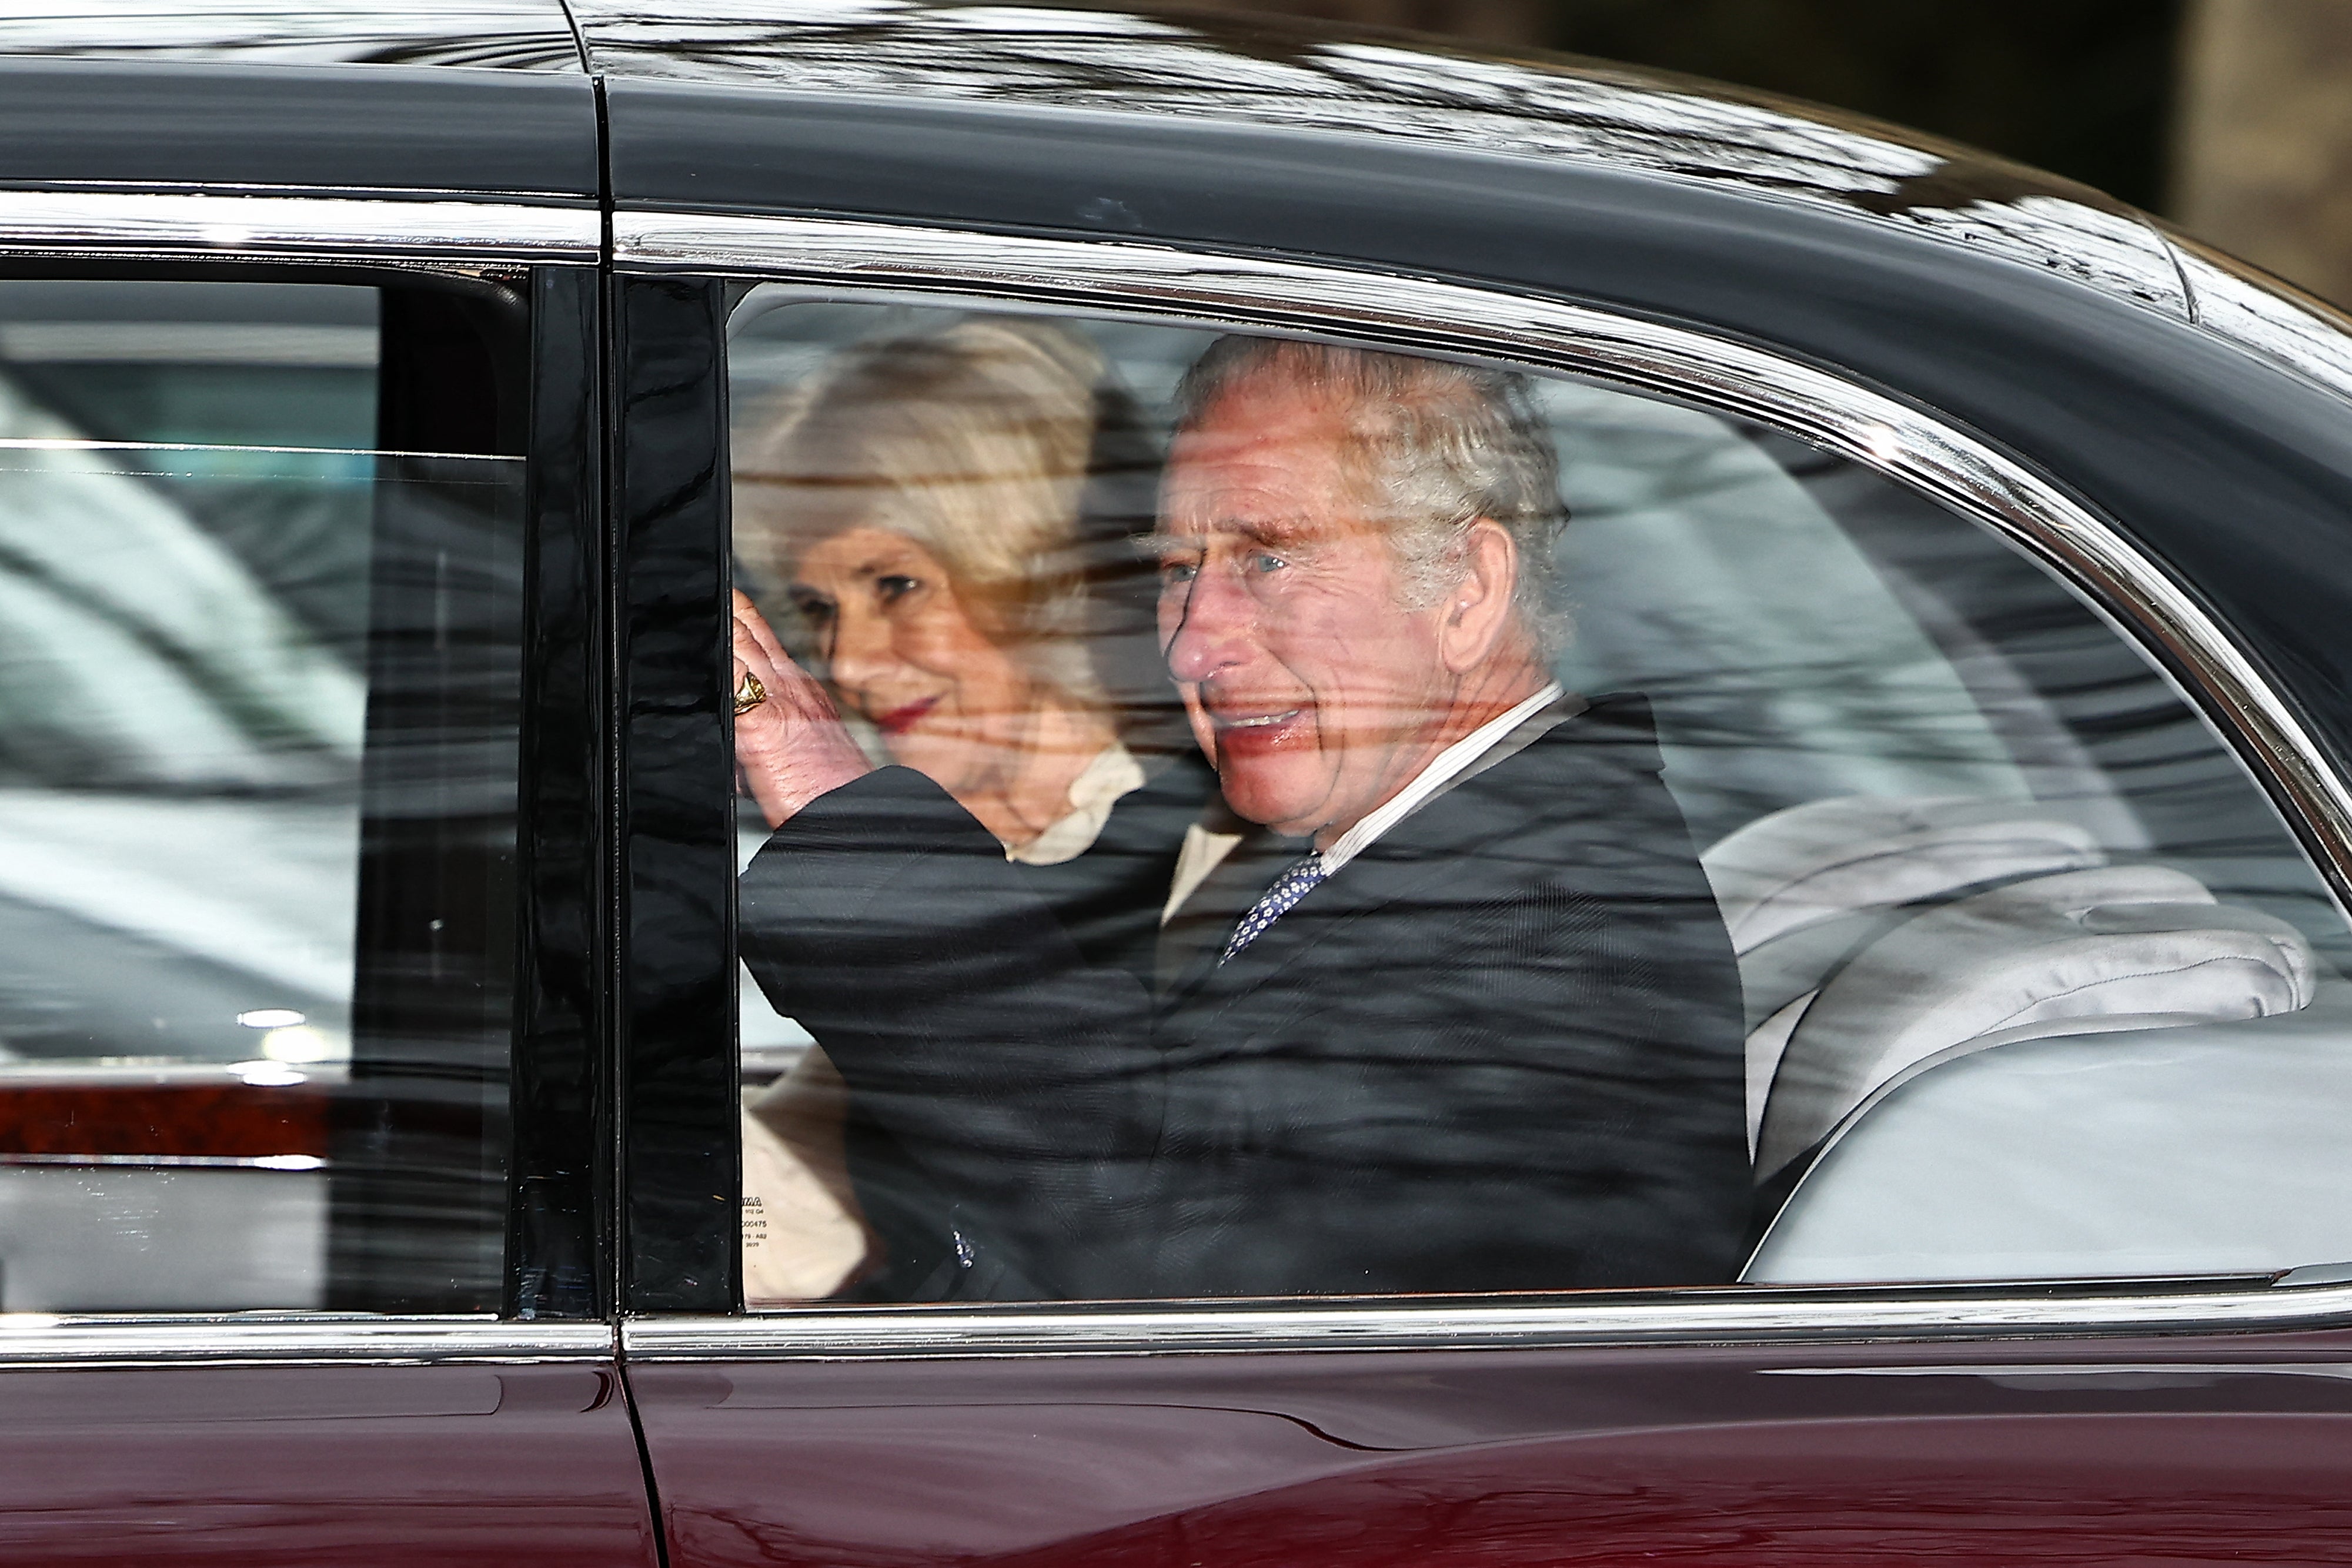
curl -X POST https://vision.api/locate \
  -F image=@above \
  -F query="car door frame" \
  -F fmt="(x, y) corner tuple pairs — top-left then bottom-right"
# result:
(0, 175), (653, 1563)
(605, 205), (2352, 1567)
(612, 204), (2352, 1343)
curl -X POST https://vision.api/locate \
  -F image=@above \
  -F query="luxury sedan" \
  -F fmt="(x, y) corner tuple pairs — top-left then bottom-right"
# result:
(0, 2), (2349, 1564)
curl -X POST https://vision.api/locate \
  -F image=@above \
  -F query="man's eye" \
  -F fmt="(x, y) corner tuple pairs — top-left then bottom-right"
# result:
(876, 574), (921, 604)
(1159, 560), (1200, 585)
(1249, 552), (1287, 574)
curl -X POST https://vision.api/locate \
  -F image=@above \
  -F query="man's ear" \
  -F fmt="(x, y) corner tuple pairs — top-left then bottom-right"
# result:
(1436, 517), (1520, 675)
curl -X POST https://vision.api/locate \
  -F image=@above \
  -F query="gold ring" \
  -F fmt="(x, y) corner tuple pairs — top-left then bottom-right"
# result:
(733, 671), (768, 715)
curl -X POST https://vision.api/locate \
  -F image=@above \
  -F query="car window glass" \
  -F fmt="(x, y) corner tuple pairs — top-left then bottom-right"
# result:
(725, 291), (2352, 1306)
(0, 278), (523, 1313)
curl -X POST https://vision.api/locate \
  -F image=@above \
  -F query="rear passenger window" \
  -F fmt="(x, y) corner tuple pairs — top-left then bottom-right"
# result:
(0, 277), (524, 1313)
(723, 295), (2352, 1305)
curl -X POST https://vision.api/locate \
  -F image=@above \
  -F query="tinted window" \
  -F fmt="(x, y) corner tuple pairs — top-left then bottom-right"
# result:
(0, 277), (524, 1313)
(724, 294), (2352, 1305)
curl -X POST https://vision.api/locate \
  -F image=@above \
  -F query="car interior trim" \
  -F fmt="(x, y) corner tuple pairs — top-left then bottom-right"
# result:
(0, 1316), (616, 1366)
(0, 188), (600, 262)
(613, 210), (2352, 937)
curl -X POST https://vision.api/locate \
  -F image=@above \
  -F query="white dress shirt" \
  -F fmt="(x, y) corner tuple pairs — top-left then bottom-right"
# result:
(1162, 682), (1567, 922)
(1008, 741), (1145, 867)
(1316, 681), (1565, 875)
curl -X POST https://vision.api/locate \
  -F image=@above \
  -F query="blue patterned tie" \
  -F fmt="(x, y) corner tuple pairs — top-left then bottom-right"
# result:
(1220, 852), (1329, 963)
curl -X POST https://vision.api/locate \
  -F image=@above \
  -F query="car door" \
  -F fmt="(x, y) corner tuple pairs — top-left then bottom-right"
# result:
(608, 224), (2352, 1566)
(596, 34), (2352, 1568)
(0, 54), (654, 1567)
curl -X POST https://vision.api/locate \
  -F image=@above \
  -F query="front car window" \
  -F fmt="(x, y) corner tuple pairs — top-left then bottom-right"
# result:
(724, 292), (2352, 1306)
(0, 277), (524, 1313)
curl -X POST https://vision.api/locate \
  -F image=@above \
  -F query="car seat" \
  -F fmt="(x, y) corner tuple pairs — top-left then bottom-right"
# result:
(1703, 795), (2317, 1176)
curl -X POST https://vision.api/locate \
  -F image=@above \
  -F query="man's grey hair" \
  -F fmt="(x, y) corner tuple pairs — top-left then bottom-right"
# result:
(1171, 337), (1570, 654)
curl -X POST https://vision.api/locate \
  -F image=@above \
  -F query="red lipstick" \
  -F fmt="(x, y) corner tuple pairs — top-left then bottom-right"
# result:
(873, 696), (939, 738)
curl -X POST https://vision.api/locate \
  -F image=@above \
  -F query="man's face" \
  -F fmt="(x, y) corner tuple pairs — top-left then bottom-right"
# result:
(1156, 375), (1458, 842)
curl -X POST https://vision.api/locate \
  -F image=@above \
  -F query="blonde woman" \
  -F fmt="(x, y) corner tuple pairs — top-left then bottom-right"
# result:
(731, 316), (1210, 1303)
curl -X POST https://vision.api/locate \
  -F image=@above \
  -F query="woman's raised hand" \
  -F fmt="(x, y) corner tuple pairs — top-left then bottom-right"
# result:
(732, 589), (873, 828)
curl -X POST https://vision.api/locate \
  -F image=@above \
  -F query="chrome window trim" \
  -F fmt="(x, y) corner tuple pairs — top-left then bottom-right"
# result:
(627, 1280), (2352, 1360)
(617, 209), (2352, 1352)
(0, 1316), (614, 1368)
(0, 1153), (327, 1170)
(618, 212), (2352, 918)
(0, 189), (599, 264)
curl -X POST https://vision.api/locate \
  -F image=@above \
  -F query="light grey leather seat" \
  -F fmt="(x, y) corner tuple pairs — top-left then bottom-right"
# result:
(1704, 795), (2104, 1154)
(1753, 862), (2313, 1175)
(1704, 796), (2317, 1176)
(1703, 794), (2107, 958)
(1743, 999), (2352, 1285)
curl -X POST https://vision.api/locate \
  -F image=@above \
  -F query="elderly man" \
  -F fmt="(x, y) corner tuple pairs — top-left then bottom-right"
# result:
(733, 336), (1748, 1299)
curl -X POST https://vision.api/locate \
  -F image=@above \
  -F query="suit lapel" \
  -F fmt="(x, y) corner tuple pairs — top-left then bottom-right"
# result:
(1165, 693), (1656, 1025)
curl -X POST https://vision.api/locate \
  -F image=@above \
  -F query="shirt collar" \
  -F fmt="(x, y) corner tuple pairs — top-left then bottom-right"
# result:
(1007, 741), (1147, 866)
(1317, 682), (1565, 877)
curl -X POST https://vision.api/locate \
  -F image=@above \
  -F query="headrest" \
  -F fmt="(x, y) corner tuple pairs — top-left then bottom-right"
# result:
(1702, 795), (2105, 955)
(1753, 863), (2315, 1176)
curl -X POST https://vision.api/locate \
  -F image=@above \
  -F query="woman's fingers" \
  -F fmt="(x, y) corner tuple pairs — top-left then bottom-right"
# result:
(731, 600), (778, 671)
(733, 589), (796, 671)
(731, 596), (807, 698)
(728, 592), (870, 827)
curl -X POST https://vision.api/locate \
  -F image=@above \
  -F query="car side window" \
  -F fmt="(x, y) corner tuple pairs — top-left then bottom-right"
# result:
(724, 293), (2352, 1305)
(0, 276), (524, 1313)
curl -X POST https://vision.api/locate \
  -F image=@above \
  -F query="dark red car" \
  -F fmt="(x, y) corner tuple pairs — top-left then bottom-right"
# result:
(1, 3), (2351, 1564)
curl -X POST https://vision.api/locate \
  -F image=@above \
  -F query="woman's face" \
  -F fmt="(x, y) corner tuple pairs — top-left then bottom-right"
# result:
(786, 525), (1040, 798)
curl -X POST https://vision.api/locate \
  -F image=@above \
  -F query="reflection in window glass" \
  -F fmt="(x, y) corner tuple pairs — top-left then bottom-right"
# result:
(727, 293), (2352, 1306)
(0, 280), (522, 1313)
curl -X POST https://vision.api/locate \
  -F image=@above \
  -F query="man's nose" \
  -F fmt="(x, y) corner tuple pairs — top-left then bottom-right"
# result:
(1163, 563), (1255, 684)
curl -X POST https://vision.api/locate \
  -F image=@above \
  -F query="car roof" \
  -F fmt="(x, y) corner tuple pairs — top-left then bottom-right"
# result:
(0, 0), (583, 70)
(6, 0), (2346, 403)
(572, 0), (2030, 196)
(573, 1), (2190, 312)
(0, 0), (2194, 304)
(0, 0), (2151, 239)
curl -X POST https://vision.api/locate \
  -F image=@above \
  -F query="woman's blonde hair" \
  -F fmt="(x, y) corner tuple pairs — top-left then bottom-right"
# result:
(733, 316), (1119, 705)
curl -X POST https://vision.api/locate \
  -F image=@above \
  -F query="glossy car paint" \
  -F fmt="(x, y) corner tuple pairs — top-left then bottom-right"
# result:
(633, 1329), (2352, 1566)
(510, 263), (613, 1322)
(0, 0), (583, 69)
(0, 59), (597, 198)
(0, 1360), (659, 1567)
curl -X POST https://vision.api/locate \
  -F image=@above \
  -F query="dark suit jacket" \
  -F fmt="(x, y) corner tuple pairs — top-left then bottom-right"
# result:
(740, 695), (1749, 1299)
(837, 747), (1214, 1299)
